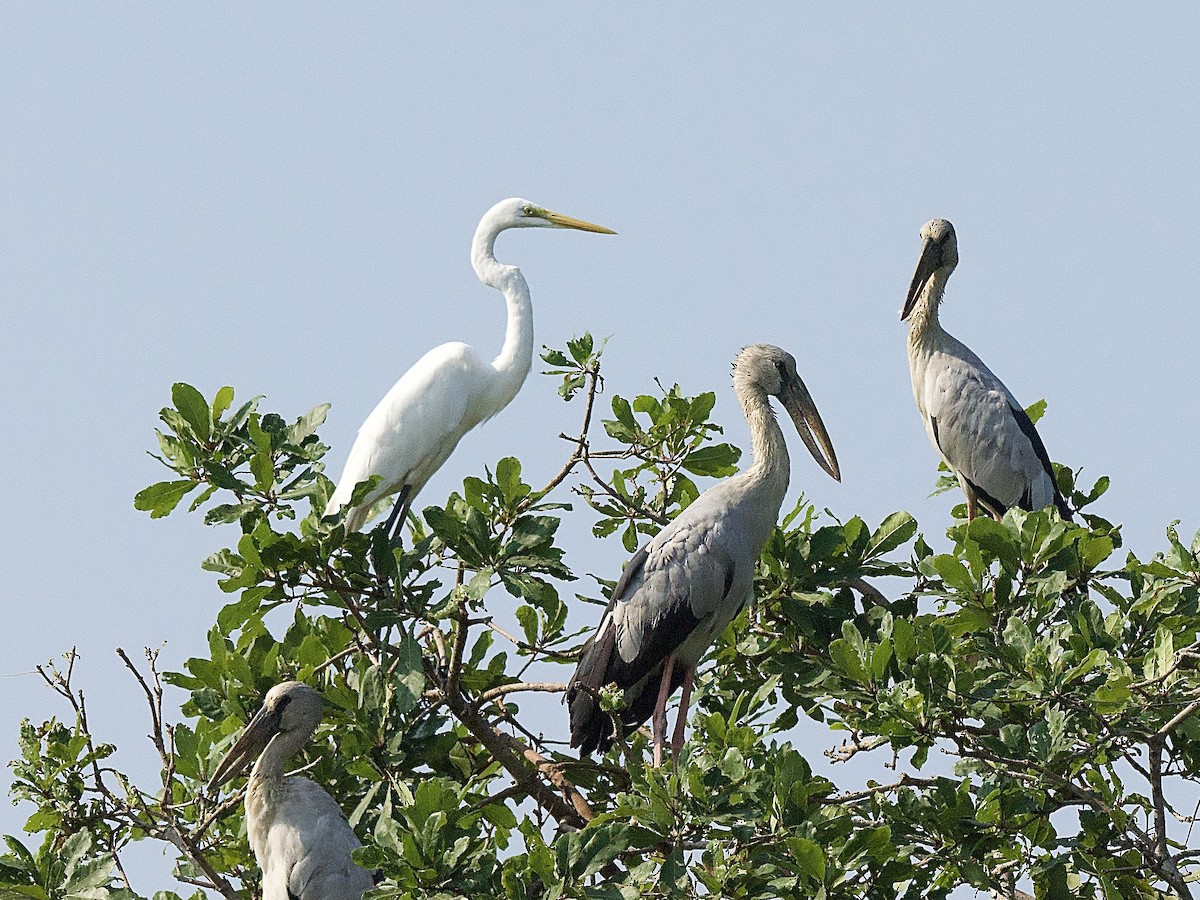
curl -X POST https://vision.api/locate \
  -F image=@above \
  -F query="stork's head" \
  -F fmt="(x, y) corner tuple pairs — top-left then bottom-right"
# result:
(733, 344), (841, 481)
(480, 198), (616, 235)
(901, 218), (958, 320)
(207, 681), (324, 789)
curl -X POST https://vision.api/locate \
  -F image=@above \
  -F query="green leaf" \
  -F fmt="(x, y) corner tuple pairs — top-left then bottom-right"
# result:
(495, 457), (528, 504)
(540, 347), (570, 367)
(866, 511), (917, 558)
(788, 837), (825, 882)
(893, 617), (917, 666)
(287, 403), (330, 445)
(392, 633), (424, 714)
(829, 639), (869, 685)
(567, 332), (594, 364)
(966, 516), (1020, 574)
(681, 444), (740, 477)
(172, 383), (211, 441)
(931, 554), (975, 593)
(212, 385), (235, 420)
(515, 605), (539, 646)
(1003, 616), (1033, 661)
(250, 450), (274, 492)
(134, 479), (197, 518)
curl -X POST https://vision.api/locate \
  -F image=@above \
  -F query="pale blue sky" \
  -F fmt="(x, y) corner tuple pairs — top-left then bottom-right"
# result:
(3, 6), (1199, 893)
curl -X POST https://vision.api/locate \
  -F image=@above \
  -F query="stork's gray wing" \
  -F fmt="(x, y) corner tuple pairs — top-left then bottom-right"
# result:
(567, 505), (742, 754)
(924, 348), (1066, 516)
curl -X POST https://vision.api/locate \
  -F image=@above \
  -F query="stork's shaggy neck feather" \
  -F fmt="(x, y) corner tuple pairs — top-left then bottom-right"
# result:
(738, 384), (790, 498)
(907, 269), (951, 350)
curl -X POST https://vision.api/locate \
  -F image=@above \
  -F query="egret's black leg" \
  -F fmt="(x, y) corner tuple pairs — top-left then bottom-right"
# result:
(383, 484), (413, 541)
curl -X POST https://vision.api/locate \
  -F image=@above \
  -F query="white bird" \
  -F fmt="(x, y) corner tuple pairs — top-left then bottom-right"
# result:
(567, 344), (840, 766)
(325, 198), (615, 534)
(902, 218), (1072, 522)
(208, 682), (375, 900)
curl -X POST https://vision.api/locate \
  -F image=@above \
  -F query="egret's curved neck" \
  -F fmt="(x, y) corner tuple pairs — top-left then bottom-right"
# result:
(471, 223), (533, 411)
(737, 383), (790, 499)
(250, 729), (311, 782)
(907, 269), (951, 345)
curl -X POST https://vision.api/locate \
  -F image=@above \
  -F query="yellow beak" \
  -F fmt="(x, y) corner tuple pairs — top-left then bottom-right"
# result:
(543, 210), (617, 234)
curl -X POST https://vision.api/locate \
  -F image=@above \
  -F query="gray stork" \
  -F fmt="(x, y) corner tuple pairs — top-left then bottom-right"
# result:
(208, 682), (375, 900)
(902, 219), (1072, 522)
(567, 344), (840, 766)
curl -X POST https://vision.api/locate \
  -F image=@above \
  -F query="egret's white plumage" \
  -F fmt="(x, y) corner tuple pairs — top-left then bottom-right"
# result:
(208, 682), (375, 900)
(902, 219), (1072, 521)
(567, 345), (841, 766)
(325, 198), (615, 533)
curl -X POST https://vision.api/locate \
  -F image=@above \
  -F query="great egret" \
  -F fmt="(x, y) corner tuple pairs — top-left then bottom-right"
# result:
(325, 198), (615, 534)
(208, 682), (375, 900)
(902, 218), (1072, 521)
(567, 344), (840, 766)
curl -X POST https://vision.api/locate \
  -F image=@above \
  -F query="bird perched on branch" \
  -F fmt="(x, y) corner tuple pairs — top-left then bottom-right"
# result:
(208, 682), (375, 900)
(325, 198), (615, 535)
(901, 219), (1072, 522)
(567, 344), (840, 766)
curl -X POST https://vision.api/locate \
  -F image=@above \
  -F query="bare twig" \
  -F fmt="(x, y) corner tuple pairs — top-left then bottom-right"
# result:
(849, 577), (888, 607)
(527, 361), (604, 506)
(479, 682), (568, 704)
(826, 774), (940, 805)
(827, 734), (887, 763)
(117, 647), (242, 900)
(481, 619), (576, 661)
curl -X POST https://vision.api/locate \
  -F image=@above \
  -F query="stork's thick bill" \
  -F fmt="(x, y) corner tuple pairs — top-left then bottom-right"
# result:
(901, 236), (941, 320)
(208, 703), (282, 788)
(780, 378), (841, 482)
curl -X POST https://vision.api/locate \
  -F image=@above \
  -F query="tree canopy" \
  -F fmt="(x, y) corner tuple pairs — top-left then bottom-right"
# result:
(5, 335), (1200, 900)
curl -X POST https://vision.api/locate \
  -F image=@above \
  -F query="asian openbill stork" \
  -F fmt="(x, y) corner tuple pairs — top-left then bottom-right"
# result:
(324, 198), (615, 535)
(567, 344), (841, 766)
(902, 219), (1072, 522)
(208, 682), (375, 900)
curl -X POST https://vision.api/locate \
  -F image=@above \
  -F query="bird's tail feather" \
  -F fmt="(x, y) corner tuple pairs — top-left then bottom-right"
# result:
(567, 629), (616, 755)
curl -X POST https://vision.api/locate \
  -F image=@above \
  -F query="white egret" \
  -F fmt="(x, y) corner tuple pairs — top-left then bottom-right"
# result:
(567, 344), (840, 766)
(208, 682), (375, 900)
(902, 218), (1072, 521)
(325, 198), (615, 534)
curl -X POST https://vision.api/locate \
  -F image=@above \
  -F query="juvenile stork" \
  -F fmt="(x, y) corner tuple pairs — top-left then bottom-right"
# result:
(567, 344), (840, 766)
(325, 198), (615, 535)
(902, 219), (1072, 522)
(208, 682), (375, 900)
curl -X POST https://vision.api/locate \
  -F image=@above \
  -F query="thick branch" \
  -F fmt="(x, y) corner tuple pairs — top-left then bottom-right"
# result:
(436, 687), (589, 829)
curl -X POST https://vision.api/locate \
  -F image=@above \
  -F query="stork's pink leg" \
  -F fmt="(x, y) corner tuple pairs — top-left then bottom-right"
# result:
(652, 655), (676, 768)
(670, 664), (694, 764)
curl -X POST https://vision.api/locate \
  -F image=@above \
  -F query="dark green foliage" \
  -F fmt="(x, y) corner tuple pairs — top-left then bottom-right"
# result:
(7, 335), (1200, 899)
